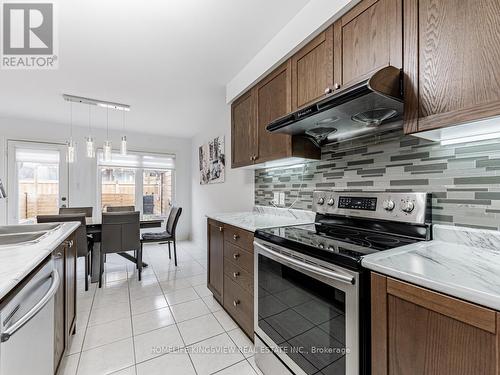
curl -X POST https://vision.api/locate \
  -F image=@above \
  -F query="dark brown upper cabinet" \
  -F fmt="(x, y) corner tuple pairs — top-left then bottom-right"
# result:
(231, 90), (256, 168)
(403, 0), (500, 134)
(333, 0), (402, 89)
(255, 61), (293, 164)
(291, 26), (334, 110)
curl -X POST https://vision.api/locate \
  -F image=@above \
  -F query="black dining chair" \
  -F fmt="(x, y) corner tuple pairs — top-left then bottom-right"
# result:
(60, 206), (93, 218)
(37, 213), (92, 291)
(100, 211), (141, 287)
(107, 206), (135, 212)
(141, 207), (182, 266)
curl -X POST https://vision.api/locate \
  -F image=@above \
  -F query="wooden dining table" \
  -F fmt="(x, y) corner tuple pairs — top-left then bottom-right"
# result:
(85, 215), (164, 283)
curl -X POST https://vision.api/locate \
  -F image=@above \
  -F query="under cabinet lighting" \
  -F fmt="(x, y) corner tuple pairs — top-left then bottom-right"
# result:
(440, 131), (500, 146)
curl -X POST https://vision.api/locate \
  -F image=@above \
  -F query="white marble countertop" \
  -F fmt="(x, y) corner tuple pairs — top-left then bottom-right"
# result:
(0, 222), (80, 301)
(206, 206), (315, 232)
(362, 224), (500, 311)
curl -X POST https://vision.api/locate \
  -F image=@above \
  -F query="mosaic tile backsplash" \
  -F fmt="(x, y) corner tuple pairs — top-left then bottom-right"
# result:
(255, 131), (500, 230)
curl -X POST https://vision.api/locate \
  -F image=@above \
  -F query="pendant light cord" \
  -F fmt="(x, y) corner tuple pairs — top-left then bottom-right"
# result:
(70, 102), (73, 139)
(106, 107), (109, 139)
(88, 104), (91, 135)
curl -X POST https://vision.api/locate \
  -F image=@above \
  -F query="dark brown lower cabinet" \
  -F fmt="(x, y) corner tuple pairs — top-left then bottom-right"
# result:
(207, 219), (224, 302)
(207, 219), (254, 339)
(53, 233), (77, 374)
(371, 273), (500, 375)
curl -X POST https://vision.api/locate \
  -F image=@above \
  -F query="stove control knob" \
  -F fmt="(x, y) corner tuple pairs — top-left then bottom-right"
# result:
(401, 200), (415, 213)
(317, 197), (325, 205)
(382, 199), (395, 211)
(327, 198), (335, 206)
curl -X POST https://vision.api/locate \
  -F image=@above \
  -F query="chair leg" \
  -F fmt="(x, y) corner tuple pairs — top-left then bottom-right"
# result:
(168, 241), (171, 259)
(135, 250), (138, 269)
(173, 239), (177, 267)
(84, 254), (89, 291)
(99, 251), (104, 288)
(138, 243), (143, 281)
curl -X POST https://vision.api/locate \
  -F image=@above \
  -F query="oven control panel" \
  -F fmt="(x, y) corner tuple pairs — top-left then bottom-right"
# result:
(313, 191), (429, 225)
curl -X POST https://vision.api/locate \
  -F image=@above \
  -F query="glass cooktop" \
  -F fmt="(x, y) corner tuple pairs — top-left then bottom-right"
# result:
(254, 223), (421, 271)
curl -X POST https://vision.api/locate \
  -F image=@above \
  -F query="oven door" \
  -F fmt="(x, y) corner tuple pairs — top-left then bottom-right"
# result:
(254, 239), (359, 375)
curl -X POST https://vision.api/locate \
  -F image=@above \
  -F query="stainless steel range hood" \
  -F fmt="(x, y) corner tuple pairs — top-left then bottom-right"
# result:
(266, 66), (404, 147)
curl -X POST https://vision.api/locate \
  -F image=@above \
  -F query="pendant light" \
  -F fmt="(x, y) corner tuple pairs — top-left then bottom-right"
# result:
(103, 107), (112, 161)
(120, 109), (127, 155)
(86, 104), (95, 158)
(67, 102), (75, 163)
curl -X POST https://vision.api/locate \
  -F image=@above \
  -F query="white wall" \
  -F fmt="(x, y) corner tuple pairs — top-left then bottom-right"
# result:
(0, 117), (192, 240)
(190, 89), (254, 247)
(226, 0), (359, 103)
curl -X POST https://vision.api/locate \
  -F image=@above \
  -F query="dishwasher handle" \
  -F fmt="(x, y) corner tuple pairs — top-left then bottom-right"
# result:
(1, 269), (60, 343)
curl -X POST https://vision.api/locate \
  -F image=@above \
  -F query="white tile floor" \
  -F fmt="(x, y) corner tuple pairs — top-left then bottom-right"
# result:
(57, 241), (263, 375)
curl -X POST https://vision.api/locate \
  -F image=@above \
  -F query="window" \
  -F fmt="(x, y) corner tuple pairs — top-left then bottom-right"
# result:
(97, 150), (175, 216)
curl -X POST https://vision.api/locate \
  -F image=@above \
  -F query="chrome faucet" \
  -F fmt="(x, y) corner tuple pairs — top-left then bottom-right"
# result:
(0, 179), (6, 199)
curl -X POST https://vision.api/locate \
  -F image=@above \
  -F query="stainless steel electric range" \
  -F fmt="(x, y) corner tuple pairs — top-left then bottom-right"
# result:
(253, 191), (432, 375)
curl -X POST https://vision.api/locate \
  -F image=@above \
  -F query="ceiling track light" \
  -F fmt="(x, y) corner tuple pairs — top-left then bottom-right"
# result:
(63, 94), (131, 111)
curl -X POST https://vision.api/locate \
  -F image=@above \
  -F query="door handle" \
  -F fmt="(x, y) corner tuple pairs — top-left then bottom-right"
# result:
(1, 270), (60, 343)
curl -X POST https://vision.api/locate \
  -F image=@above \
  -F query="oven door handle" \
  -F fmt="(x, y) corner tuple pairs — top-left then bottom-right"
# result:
(254, 241), (355, 285)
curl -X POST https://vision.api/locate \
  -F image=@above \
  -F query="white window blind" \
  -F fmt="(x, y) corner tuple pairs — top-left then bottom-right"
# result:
(16, 148), (60, 163)
(97, 150), (175, 170)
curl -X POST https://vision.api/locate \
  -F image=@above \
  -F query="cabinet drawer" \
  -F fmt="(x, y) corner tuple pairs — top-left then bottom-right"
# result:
(223, 275), (254, 337)
(224, 241), (253, 275)
(224, 225), (254, 251)
(224, 258), (253, 295)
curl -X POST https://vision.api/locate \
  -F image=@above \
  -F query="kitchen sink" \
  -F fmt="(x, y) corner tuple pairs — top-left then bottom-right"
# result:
(0, 232), (47, 246)
(0, 223), (60, 235)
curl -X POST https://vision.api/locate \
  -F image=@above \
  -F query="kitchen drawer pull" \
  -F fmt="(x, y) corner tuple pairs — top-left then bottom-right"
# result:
(1, 270), (60, 343)
(233, 253), (240, 259)
(218, 226), (223, 232)
(233, 234), (239, 240)
(233, 272), (240, 278)
(233, 300), (240, 307)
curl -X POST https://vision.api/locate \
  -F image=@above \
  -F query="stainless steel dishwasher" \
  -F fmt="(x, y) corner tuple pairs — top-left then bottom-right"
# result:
(0, 259), (60, 375)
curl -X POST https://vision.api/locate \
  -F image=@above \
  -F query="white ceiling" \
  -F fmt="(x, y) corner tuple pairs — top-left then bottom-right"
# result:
(0, 0), (310, 138)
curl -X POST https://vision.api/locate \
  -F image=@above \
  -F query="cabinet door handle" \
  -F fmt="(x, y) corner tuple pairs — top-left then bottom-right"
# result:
(218, 226), (223, 232)
(324, 87), (333, 94)
(233, 300), (240, 307)
(233, 253), (240, 259)
(334, 83), (341, 90)
(233, 272), (240, 278)
(54, 252), (63, 259)
(64, 240), (73, 248)
(233, 234), (239, 240)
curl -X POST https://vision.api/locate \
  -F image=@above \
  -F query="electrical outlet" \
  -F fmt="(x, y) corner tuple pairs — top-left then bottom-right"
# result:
(279, 192), (285, 206)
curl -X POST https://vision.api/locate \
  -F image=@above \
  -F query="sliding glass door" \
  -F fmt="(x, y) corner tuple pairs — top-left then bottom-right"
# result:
(7, 141), (69, 224)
